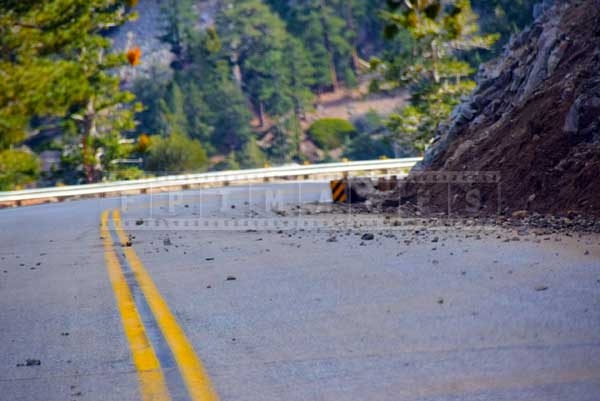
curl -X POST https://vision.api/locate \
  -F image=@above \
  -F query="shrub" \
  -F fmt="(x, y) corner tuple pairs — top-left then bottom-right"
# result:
(0, 149), (40, 190)
(111, 167), (146, 181)
(307, 118), (357, 150)
(144, 133), (208, 173)
(343, 134), (395, 161)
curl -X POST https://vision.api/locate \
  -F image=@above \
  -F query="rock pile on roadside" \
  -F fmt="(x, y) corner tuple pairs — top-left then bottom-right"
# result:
(373, 0), (600, 217)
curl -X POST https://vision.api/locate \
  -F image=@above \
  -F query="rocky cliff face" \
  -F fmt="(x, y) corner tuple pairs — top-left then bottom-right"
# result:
(412, 0), (600, 216)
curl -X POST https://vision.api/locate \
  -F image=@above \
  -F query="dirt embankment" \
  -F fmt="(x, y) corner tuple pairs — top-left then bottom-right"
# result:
(375, 0), (600, 217)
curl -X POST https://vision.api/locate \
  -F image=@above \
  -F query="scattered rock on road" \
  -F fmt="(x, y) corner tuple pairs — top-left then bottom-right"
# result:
(17, 359), (41, 367)
(361, 233), (375, 241)
(535, 285), (549, 292)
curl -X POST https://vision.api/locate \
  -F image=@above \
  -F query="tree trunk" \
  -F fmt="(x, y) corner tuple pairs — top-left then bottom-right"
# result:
(431, 40), (440, 84)
(319, 0), (339, 91)
(345, 1), (361, 74)
(258, 102), (265, 128)
(82, 98), (97, 183)
(231, 49), (243, 88)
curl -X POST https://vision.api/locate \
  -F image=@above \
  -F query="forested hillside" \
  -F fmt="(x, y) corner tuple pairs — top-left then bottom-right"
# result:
(1, 0), (539, 189)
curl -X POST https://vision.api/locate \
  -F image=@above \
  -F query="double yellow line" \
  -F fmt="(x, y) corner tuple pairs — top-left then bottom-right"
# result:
(101, 209), (219, 401)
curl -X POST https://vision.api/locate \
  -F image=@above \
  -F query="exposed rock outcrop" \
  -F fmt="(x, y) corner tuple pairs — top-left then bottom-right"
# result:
(385, 0), (600, 216)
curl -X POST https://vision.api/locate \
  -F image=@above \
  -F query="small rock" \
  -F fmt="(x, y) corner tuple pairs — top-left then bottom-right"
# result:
(437, 298), (444, 305)
(226, 276), (236, 281)
(535, 285), (549, 292)
(163, 238), (172, 246)
(205, 257), (214, 261)
(512, 210), (529, 218)
(135, 219), (144, 226)
(326, 236), (337, 242)
(361, 233), (375, 241)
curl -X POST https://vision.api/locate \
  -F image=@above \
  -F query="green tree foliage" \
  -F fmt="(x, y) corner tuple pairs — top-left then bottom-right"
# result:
(182, 81), (213, 145)
(238, 138), (267, 169)
(307, 118), (357, 150)
(159, 0), (198, 68)
(131, 70), (169, 137)
(285, 38), (317, 117)
(216, 0), (313, 121)
(0, 0), (138, 184)
(154, 6), (254, 154)
(212, 151), (241, 171)
(343, 111), (395, 160)
(144, 132), (208, 173)
(0, 149), (40, 190)
(472, 0), (536, 52)
(269, 114), (303, 163)
(375, 0), (496, 152)
(267, 0), (357, 90)
(159, 81), (188, 136)
(202, 62), (255, 153)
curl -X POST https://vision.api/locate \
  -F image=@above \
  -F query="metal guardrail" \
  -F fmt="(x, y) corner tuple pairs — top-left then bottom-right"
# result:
(0, 157), (421, 205)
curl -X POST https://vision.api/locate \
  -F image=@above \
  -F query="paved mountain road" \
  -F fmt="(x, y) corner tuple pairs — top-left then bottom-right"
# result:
(1, 182), (599, 401)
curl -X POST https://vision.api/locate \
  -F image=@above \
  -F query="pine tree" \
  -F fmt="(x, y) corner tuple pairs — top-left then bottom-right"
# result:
(159, 81), (188, 136)
(376, 0), (497, 152)
(216, 0), (298, 122)
(0, 0), (138, 184)
(159, 0), (199, 69)
(238, 137), (266, 169)
(131, 68), (169, 136)
(182, 81), (213, 146)
(268, 0), (356, 90)
(284, 38), (316, 118)
(186, 29), (255, 154)
(204, 62), (254, 153)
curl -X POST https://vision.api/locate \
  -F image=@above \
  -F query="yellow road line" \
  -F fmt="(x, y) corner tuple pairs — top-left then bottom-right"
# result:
(100, 211), (172, 401)
(112, 209), (220, 401)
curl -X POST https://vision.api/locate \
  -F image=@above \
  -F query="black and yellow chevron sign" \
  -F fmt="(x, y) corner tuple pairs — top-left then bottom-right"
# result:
(330, 179), (347, 203)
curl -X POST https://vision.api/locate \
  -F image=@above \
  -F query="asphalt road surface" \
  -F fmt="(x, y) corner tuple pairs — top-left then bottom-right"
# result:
(1, 182), (600, 401)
